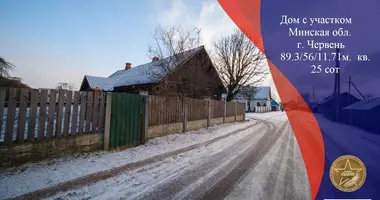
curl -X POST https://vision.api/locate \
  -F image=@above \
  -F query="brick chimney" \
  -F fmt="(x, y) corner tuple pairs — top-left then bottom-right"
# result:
(152, 57), (160, 62)
(125, 62), (132, 70)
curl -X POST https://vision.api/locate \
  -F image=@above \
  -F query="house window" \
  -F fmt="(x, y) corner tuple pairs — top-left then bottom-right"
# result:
(257, 102), (261, 106)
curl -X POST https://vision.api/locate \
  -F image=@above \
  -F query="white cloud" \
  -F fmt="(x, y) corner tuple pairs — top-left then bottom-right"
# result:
(157, 0), (236, 50)
(196, 2), (237, 48)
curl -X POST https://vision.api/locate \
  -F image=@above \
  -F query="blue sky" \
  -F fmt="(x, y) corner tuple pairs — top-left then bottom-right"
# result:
(0, 0), (275, 92)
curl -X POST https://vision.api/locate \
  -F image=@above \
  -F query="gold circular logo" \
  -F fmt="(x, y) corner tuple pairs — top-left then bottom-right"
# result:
(329, 155), (366, 192)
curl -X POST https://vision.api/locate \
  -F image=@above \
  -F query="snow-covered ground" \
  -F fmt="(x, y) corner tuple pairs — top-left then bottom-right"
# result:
(1, 111), (307, 200)
(247, 111), (288, 123)
(44, 122), (267, 200)
(41, 111), (307, 200)
(0, 119), (258, 199)
(225, 116), (310, 200)
(315, 113), (380, 157)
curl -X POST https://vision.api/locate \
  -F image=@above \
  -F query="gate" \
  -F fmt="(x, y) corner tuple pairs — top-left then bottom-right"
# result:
(109, 93), (143, 150)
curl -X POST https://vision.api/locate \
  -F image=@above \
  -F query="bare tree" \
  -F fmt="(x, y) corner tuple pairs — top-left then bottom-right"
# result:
(56, 82), (74, 91)
(0, 57), (15, 77)
(146, 25), (217, 99)
(239, 86), (257, 112)
(213, 29), (268, 102)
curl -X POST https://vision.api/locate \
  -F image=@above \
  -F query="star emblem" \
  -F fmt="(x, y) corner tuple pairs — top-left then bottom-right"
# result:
(329, 155), (366, 192)
(333, 159), (362, 186)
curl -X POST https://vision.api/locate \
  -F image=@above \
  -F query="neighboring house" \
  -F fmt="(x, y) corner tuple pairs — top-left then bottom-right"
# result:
(341, 97), (380, 134)
(271, 99), (281, 111)
(312, 92), (361, 121)
(80, 46), (226, 100)
(233, 86), (273, 112)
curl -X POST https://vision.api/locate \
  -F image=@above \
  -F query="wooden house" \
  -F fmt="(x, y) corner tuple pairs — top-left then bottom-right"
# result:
(79, 46), (225, 100)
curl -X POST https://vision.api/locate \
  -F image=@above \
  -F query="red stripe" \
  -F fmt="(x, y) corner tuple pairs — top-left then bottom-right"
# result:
(218, 0), (325, 199)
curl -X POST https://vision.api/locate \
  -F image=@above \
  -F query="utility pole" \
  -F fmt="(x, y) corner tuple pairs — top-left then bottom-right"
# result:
(334, 48), (340, 121)
(348, 76), (351, 94)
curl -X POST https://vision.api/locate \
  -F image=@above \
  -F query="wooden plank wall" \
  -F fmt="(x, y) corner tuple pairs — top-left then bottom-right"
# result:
(148, 96), (244, 126)
(0, 88), (107, 146)
(226, 102), (235, 117)
(188, 98), (208, 121)
(237, 103), (245, 116)
(211, 100), (224, 118)
(148, 95), (183, 126)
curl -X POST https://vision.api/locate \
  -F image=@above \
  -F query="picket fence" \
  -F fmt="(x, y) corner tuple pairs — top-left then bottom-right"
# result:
(0, 88), (106, 145)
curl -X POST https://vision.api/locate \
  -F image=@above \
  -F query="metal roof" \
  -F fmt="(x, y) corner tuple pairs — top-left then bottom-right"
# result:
(271, 99), (280, 106)
(85, 75), (117, 91)
(343, 97), (380, 110)
(343, 99), (373, 109)
(81, 46), (203, 91)
(319, 92), (360, 105)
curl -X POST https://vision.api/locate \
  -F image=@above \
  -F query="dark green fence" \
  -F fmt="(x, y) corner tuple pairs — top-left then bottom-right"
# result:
(109, 93), (143, 149)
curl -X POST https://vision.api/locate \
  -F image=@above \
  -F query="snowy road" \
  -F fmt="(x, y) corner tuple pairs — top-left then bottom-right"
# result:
(1, 112), (310, 200)
(38, 112), (310, 200)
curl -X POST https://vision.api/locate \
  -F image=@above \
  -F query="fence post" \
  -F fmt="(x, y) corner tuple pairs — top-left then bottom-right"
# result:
(141, 96), (149, 144)
(183, 98), (188, 132)
(243, 103), (246, 120)
(223, 101), (226, 123)
(207, 100), (211, 127)
(234, 103), (237, 121)
(104, 93), (112, 151)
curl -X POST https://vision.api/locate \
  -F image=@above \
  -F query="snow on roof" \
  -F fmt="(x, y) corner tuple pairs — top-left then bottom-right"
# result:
(360, 98), (380, 110)
(82, 46), (204, 91)
(343, 97), (380, 110)
(318, 92), (360, 105)
(85, 75), (117, 91)
(109, 61), (161, 87)
(343, 99), (372, 109)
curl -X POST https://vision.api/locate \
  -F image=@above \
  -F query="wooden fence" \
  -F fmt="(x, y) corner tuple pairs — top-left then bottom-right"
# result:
(226, 102), (236, 117)
(148, 95), (245, 126)
(0, 89), (247, 167)
(212, 100), (225, 118)
(0, 88), (106, 146)
(148, 96), (183, 126)
(188, 98), (208, 121)
(0, 90), (244, 146)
